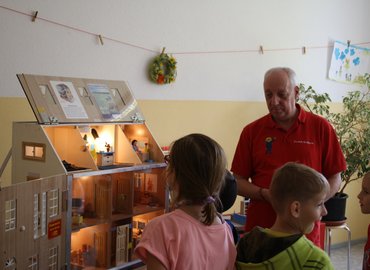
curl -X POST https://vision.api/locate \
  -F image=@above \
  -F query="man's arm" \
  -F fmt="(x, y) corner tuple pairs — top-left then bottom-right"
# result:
(326, 172), (342, 200)
(234, 174), (270, 202)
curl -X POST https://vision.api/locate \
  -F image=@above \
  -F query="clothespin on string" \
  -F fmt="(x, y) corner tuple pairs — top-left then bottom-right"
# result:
(347, 40), (351, 48)
(161, 47), (166, 55)
(98, 35), (104, 45)
(32, 11), (38, 22)
(302, 46), (307, 55)
(259, 45), (264, 54)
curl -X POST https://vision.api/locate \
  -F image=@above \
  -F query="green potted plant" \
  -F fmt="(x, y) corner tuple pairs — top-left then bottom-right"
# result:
(298, 73), (370, 221)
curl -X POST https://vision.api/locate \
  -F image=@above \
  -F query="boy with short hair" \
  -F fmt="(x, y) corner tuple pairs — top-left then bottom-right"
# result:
(236, 162), (333, 269)
(358, 172), (370, 270)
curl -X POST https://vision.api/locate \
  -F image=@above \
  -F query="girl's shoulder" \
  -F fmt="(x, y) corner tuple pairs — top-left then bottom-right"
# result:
(147, 209), (189, 227)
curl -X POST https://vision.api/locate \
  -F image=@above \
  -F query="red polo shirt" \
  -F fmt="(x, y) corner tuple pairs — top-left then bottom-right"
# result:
(231, 105), (346, 245)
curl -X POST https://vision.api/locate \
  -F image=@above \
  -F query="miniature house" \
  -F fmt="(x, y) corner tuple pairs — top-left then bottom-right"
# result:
(1, 74), (169, 269)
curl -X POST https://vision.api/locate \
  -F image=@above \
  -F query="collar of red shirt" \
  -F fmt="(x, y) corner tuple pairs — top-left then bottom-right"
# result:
(267, 104), (307, 129)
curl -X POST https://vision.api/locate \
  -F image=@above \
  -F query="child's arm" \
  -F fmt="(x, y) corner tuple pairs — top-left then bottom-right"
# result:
(146, 252), (167, 270)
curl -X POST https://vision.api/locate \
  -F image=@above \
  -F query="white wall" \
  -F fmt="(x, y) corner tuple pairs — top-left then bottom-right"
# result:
(0, 0), (369, 101)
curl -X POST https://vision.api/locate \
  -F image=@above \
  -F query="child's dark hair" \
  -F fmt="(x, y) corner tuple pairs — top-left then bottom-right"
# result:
(167, 133), (227, 225)
(270, 162), (329, 214)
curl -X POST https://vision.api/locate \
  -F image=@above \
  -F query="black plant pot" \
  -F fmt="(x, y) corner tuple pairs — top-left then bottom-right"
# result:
(321, 192), (348, 222)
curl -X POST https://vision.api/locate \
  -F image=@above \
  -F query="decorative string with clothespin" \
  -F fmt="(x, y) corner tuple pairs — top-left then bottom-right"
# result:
(32, 11), (38, 22)
(98, 35), (104, 45)
(347, 40), (351, 48)
(1, 5), (370, 55)
(302, 46), (306, 54)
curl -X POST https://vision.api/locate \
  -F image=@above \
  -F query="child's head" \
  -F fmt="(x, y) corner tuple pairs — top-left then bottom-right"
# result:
(270, 162), (329, 234)
(358, 172), (370, 214)
(166, 133), (227, 225)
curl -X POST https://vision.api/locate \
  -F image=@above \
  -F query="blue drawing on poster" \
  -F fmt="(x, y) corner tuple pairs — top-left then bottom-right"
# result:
(328, 40), (370, 85)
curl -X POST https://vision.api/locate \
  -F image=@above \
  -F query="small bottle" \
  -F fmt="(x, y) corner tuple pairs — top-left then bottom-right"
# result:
(144, 143), (149, 153)
(244, 197), (250, 217)
(138, 174), (143, 191)
(142, 143), (149, 162)
(90, 143), (97, 162)
(81, 134), (89, 152)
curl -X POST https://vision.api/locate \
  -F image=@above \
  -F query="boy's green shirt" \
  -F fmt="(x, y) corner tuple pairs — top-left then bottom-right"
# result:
(236, 226), (333, 270)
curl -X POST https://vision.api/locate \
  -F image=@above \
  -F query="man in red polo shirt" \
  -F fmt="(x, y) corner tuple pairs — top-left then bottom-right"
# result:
(231, 67), (346, 246)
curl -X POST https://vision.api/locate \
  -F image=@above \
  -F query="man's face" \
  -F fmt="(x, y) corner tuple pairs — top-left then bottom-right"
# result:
(263, 70), (298, 124)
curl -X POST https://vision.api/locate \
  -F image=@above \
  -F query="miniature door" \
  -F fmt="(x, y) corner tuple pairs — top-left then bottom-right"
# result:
(0, 175), (67, 269)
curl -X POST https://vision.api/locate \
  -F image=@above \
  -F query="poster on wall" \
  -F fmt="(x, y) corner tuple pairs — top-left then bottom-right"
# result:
(328, 40), (370, 85)
(50, 81), (88, 119)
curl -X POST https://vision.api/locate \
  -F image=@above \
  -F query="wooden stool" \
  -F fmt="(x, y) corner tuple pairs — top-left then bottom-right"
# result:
(324, 221), (351, 270)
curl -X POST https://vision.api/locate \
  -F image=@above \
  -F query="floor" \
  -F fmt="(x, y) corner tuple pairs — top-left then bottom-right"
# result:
(330, 240), (364, 270)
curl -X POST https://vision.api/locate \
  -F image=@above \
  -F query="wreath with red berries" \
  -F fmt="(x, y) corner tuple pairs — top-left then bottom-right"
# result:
(149, 48), (177, 84)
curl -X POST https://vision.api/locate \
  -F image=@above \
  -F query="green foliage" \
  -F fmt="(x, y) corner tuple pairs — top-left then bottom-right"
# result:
(298, 73), (370, 193)
(149, 52), (177, 84)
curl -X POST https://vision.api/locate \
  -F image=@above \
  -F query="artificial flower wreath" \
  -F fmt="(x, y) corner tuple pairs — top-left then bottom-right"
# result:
(149, 48), (177, 84)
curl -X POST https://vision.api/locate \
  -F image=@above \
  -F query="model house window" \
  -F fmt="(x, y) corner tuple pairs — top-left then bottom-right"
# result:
(23, 142), (46, 161)
(33, 192), (47, 239)
(41, 192), (47, 235)
(48, 246), (58, 270)
(33, 194), (38, 239)
(27, 254), (38, 270)
(48, 189), (58, 217)
(5, 199), (16, 232)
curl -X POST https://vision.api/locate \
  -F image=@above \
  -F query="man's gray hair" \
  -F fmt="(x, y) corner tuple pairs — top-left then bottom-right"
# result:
(264, 67), (297, 90)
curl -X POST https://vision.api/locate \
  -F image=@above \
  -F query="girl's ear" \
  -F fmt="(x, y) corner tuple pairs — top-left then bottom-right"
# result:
(290, 201), (301, 218)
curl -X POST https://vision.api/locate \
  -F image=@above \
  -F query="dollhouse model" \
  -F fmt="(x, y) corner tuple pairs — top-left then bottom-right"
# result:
(1, 74), (168, 269)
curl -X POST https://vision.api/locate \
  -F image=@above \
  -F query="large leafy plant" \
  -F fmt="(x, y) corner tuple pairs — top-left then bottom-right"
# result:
(299, 73), (370, 194)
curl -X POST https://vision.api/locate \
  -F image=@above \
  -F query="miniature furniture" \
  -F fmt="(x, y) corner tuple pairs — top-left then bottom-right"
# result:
(324, 221), (351, 270)
(9, 74), (169, 269)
